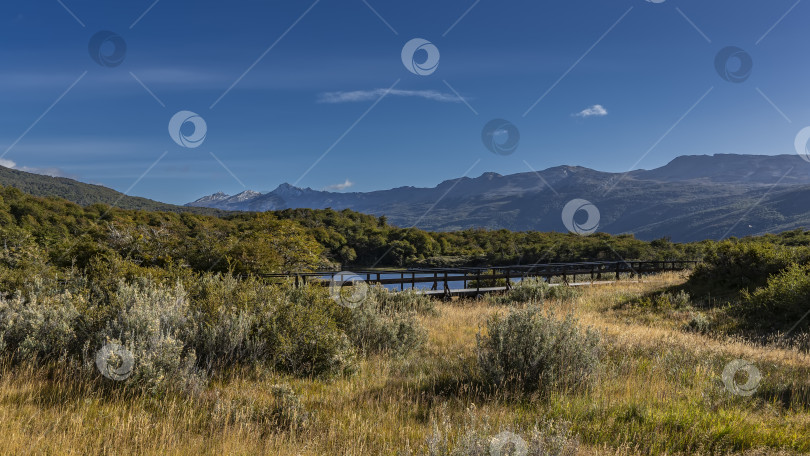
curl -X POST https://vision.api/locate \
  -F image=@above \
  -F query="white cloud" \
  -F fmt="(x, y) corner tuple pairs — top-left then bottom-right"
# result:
(319, 89), (463, 104)
(574, 104), (608, 118)
(0, 158), (75, 178)
(323, 179), (355, 191)
(17, 166), (76, 178)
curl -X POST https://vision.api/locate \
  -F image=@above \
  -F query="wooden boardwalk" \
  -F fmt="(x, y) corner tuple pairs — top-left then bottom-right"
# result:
(261, 260), (698, 298)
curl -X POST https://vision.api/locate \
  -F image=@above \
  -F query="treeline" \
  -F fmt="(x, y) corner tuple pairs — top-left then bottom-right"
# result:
(4, 184), (810, 282)
(273, 208), (706, 267)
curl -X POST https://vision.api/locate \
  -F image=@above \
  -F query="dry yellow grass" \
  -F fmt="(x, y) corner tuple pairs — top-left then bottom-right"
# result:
(1, 273), (807, 455)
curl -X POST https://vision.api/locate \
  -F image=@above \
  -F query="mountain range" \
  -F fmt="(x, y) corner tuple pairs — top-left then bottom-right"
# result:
(2, 154), (810, 243)
(187, 154), (810, 242)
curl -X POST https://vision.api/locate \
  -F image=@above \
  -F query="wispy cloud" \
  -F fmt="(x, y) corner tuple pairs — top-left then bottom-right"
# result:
(323, 179), (354, 191)
(0, 158), (76, 179)
(574, 104), (608, 118)
(319, 89), (463, 104)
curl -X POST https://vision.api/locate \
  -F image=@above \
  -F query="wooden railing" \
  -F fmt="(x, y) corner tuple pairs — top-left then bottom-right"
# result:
(259, 260), (698, 297)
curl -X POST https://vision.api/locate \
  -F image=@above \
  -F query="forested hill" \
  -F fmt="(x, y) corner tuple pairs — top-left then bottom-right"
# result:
(0, 165), (219, 215)
(0, 184), (704, 276)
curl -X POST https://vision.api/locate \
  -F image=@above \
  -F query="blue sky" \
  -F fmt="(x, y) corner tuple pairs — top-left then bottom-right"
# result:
(1, 0), (808, 204)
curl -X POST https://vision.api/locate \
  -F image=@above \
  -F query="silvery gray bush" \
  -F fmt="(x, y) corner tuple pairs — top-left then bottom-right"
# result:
(344, 303), (425, 356)
(477, 306), (601, 394)
(98, 280), (203, 394)
(371, 286), (436, 315)
(0, 272), (368, 393)
(495, 278), (580, 306)
(0, 290), (80, 363)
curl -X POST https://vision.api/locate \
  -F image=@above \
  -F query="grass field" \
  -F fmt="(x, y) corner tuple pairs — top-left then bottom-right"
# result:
(1, 272), (808, 455)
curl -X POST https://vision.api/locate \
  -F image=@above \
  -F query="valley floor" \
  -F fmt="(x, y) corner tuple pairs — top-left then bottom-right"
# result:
(1, 272), (808, 455)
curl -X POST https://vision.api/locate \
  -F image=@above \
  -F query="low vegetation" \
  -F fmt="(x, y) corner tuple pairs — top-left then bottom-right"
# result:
(477, 307), (602, 395)
(1, 274), (808, 454)
(2, 186), (810, 454)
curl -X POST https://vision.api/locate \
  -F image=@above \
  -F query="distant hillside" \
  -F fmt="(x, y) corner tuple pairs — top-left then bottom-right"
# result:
(0, 166), (220, 215)
(188, 154), (810, 242)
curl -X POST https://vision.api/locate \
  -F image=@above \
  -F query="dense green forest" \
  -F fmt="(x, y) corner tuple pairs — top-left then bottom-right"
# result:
(0, 184), (698, 279)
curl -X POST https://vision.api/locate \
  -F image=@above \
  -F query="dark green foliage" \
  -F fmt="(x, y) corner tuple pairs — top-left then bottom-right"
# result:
(274, 208), (704, 268)
(633, 290), (692, 310)
(740, 263), (810, 333)
(687, 241), (806, 297)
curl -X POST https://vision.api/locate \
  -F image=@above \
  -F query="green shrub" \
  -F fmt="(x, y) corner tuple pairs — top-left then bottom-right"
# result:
(467, 270), (509, 289)
(268, 285), (358, 378)
(477, 307), (601, 394)
(684, 312), (712, 334)
(495, 278), (580, 305)
(496, 277), (549, 305)
(687, 241), (805, 296)
(546, 284), (581, 302)
(741, 262), (810, 332)
(634, 290), (691, 310)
